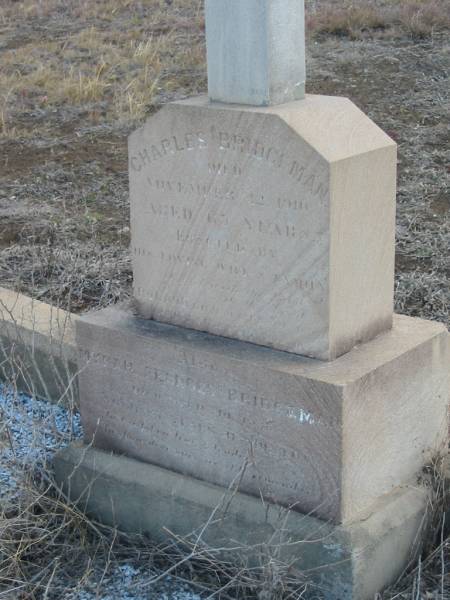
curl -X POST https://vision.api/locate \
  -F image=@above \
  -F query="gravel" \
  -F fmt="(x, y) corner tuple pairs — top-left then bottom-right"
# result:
(0, 385), (203, 600)
(0, 384), (82, 501)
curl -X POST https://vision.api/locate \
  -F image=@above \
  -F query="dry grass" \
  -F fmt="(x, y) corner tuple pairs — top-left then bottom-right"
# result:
(308, 5), (389, 38)
(307, 0), (450, 39)
(0, 216), (132, 312)
(0, 490), (310, 599)
(0, 0), (203, 23)
(381, 456), (450, 599)
(0, 0), (206, 137)
(398, 1), (450, 37)
(0, 29), (171, 132)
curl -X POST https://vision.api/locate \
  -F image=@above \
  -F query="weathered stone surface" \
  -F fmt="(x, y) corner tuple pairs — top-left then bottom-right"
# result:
(129, 95), (397, 360)
(0, 287), (78, 405)
(54, 442), (430, 600)
(205, 0), (305, 106)
(76, 305), (448, 524)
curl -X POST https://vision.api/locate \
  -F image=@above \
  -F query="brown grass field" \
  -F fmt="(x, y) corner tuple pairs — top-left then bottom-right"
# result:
(0, 0), (449, 327)
(0, 0), (449, 598)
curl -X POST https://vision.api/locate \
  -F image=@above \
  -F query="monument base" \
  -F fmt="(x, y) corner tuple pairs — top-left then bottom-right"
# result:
(54, 443), (429, 600)
(76, 306), (448, 524)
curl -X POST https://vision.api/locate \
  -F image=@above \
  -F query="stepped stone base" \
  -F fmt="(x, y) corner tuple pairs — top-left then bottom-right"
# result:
(76, 305), (449, 524)
(129, 95), (397, 360)
(54, 443), (429, 600)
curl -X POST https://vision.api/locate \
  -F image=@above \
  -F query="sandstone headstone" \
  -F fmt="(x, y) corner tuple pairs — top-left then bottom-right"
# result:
(76, 306), (449, 524)
(129, 95), (397, 360)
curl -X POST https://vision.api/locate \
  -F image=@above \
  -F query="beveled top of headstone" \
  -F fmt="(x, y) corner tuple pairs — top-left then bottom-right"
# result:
(205, 0), (306, 106)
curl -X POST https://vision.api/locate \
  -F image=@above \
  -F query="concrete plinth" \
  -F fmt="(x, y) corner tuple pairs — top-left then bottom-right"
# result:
(53, 443), (429, 600)
(0, 287), (78, 404)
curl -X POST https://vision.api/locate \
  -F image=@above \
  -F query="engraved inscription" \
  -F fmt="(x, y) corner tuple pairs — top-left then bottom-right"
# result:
(130, 109), (332, 356)
(130, 125), (328, 200)
(79, 332), (339, 514)
(78, 347), (339, 428)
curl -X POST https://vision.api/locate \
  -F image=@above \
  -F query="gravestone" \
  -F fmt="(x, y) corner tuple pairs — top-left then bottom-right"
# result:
(61, 1), (449, 597)
(130, 96), (396, 360)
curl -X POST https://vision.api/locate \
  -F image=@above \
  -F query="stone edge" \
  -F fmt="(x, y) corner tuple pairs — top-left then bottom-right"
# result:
(53, 442), (429, 600)
(0, 287), (78, 404)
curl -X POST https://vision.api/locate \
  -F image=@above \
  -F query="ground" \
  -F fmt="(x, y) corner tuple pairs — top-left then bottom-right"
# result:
(0, 0), (449, 326)
(0, 0), (449, 598)
(0, 386), (205, 599)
